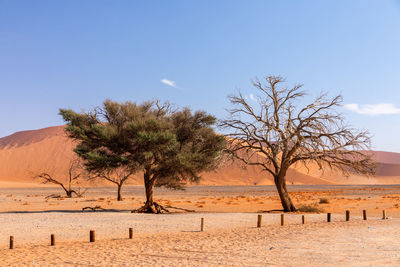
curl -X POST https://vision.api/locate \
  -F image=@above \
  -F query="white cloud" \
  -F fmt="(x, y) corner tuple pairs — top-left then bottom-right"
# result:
(161, 78), (176, 88)
(344, 103), (400, 115)
(249, 93), (256, 101)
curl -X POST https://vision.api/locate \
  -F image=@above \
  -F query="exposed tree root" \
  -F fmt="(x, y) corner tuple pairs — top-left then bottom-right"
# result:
(132, 202), (197, 214)
(164, 205), (195, 212)
(132, 202), (170, 214)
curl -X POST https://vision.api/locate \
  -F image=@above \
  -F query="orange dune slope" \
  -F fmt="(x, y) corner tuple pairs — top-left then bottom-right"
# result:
(0, 126), (399, 186)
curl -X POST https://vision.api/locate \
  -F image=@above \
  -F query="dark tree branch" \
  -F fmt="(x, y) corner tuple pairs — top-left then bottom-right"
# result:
(220, 75), (376, 212)
(33, 158), (86, 198)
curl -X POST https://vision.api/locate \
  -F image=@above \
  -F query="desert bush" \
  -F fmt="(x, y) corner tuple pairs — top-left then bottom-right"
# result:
(297, 203), (323, 213)
(319, 198), (329, 204)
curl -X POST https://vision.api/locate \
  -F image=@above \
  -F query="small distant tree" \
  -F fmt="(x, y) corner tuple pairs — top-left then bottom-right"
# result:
(221, 75), (376, 212)
(89, 168), (135, 201)
(60, 99), (225, 213)
(34, 158), (86, 198)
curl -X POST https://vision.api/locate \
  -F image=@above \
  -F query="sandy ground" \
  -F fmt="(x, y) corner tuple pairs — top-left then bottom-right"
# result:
(0, 215), (399, 266)
(0, 212), (360, 246)
(1, 184), (400, 216)
(0, 185), (400, 266)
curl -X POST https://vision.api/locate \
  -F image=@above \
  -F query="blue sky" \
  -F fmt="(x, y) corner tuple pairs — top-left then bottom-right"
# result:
(1, 0), (400, 152)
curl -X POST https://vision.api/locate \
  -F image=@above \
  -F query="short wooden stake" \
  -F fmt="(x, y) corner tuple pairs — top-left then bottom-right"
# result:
(9, 236), (14, 249)
(363, 210), (367, 220)
(129, 228), (133, 239)
(327, 213), (331, 222)
(346, 210), (350, 221)
(50, 234), (55, 246)
(302, 215), (305, 224)
(257, 214), (262, 228)
(200, 218), (204, 232)
(90, 230), (95, 242)
(281, 214), (285, 226)
(382, 210), (386, 220)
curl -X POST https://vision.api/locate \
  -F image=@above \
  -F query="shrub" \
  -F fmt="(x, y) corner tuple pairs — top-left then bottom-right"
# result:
(298, 203), (323, 213)
(319, 198), (329, 204)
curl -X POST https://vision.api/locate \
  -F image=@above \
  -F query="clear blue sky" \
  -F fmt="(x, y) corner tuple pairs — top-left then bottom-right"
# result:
(1, 0), (400, 152)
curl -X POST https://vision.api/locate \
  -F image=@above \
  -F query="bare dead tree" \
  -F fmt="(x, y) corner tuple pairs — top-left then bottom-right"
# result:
(34, 158), (86, 198)
(89, 167), (135, 201)
(220, 75), (376, 212)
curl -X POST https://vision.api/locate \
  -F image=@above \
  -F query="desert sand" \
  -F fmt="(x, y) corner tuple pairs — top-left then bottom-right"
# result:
(1, 127), (400, 266)
(0, 185), (400, 266)
(1, 185), (400, 216)
(0, 212), (398, 266)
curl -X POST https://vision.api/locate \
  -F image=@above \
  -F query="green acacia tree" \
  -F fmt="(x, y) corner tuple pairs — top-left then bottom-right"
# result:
(60, 100), (225, 213)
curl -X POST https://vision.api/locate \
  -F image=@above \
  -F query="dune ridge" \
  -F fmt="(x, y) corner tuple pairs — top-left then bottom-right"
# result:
(0, 126), (399, 186)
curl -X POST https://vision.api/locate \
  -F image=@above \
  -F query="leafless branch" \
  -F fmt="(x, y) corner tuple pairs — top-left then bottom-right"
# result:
(220, 75), (376, 212)
(33, 157), (87, 198)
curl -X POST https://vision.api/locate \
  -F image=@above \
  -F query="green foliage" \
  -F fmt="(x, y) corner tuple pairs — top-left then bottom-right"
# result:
(59, 99), (226, 192)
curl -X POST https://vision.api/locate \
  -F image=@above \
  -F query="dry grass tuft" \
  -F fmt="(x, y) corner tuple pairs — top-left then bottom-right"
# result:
(298, 203), (323, 213)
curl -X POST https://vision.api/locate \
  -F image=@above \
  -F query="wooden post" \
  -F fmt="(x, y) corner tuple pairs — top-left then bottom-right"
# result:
(382, 210), (386, 220)
(257, 214), (262, 228)
(346, 210), (350, 221)
(302, 215), (305, 224)
(281, 214), (285, 226)
(9, 236), (14, 249)
(90, 230), (95, 242)
(363, 210), (367, 220)
(327, 213), (331, 222)
(50, 234), (55, 246)
(200, 218), (204, 232)
(129, 228), (133, 239)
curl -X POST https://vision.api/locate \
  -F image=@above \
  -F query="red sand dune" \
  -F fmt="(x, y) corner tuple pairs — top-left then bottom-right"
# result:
(370, 151), (400, 165)
(0, 126), (399, 186)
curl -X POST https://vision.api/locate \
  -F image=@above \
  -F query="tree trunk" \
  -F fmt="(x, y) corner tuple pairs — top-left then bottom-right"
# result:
(133, 169), (168, 214)
(66, 190), (72, 198)
(117, 183), (123, 201)
(274, 171), (296, 212)
(145, 176), (154, 206)
(60, 184), (73, 198)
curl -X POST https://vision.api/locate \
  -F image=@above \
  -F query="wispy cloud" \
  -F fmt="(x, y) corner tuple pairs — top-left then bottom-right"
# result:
(249, 93), (256, 101)
(245, 93), (256, 101)
(344, 103), (400, 115)
(161, 78), (176, 88)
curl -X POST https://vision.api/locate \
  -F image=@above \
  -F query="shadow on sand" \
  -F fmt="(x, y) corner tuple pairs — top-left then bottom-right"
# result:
(0, 209), (132, 214)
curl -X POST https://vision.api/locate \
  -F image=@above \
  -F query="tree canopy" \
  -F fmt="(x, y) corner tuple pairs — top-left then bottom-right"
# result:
(60, 99), (225, 213)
